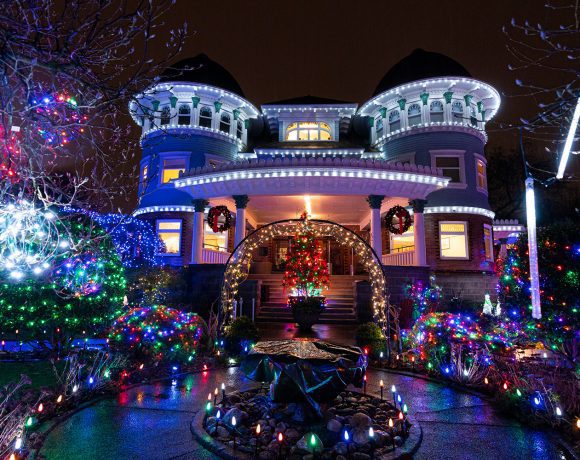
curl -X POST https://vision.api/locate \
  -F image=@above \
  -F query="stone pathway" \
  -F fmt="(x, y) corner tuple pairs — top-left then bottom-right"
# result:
(39, 366), (569, 460)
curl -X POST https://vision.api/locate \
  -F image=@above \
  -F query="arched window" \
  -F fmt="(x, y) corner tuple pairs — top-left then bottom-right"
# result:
(219, 113), (231, 133)
(430, 100), (444, 122)
(285, 122), (332, 141)
(389, 110), (400, 131)
(178, 104), (190, 125)
(375, 117), (384, 137)
(199, 106), (212, 128)
(407, 103), (422, 127)
(451, 101), (463, 119)
(236, 120), (243, 139)
(470, 106), (478, 126)
(160, 106), (171, 125)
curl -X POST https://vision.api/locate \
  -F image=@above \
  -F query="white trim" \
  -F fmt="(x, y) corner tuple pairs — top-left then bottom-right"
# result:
(439, 220), (469, 260)
(430, 150), (466, 188)
(133, 205), (196, 216)
(423, 206), (495, 219)
(140, 124), (245, 149)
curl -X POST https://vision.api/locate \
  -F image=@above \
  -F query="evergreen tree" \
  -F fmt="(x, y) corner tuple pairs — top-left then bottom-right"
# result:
(282, 212), (330, 298)
(496, 222), (579, 363)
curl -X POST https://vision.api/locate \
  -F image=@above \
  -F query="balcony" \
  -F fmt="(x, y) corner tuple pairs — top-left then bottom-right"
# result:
(202, 248), (230, 264)
(174, 156), (449, 200)
(381, 251), (416, 266)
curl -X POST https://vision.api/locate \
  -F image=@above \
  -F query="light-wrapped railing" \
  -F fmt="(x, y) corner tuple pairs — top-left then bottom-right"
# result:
(202, 248), (230, 264)
(382, 251), (415, 266)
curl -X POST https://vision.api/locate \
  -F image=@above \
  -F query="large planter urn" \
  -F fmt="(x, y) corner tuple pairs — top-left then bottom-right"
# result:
(288, 296), (326, 330)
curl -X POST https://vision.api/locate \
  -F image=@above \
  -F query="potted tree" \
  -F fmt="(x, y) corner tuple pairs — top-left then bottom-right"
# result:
(282, 212), (330, 330)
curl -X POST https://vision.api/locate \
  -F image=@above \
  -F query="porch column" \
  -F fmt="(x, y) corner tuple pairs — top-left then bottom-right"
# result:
(366, 195), (384, 258)
(233, 195), (249, 247)
(410, 199), (428, 266)
(192, 199), (209, 264)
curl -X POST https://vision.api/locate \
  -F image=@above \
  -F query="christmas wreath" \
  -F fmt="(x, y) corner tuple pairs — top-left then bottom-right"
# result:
(385, 205), (412, 235)
(207, 205), (232, 233)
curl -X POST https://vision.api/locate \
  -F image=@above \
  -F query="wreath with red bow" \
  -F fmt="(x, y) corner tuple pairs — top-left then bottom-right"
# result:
(385, 205), (412, 235)
(207, 205), (232, 233)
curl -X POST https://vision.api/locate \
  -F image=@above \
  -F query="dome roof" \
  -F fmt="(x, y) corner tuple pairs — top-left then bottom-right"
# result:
(160, 53), (245, 97)
(373, 49), (472, 96)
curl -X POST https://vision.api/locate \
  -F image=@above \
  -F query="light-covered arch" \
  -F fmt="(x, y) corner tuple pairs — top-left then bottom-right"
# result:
(220, 218), (400, 347)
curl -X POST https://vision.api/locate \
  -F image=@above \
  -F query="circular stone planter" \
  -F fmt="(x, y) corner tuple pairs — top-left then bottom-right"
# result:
(191, 387), (422, 460)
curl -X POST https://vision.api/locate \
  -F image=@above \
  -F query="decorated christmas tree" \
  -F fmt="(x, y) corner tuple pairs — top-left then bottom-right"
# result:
(282, 212), (330, 298)
(496, 222), (579, 363)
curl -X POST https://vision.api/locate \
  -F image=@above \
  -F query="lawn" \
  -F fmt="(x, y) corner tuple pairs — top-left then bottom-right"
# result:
(0, 360), (61, 389)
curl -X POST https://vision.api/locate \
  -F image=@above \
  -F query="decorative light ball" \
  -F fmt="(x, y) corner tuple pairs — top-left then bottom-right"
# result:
(0, 201), (68, 279)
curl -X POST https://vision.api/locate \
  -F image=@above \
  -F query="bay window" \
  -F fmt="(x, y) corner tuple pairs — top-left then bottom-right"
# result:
(161, 157), (186, 183)
(157, 220), (182, 255)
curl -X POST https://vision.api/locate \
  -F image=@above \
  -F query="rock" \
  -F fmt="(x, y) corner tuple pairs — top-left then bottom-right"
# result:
(285, 428), (301, 440)
(291, 404), (306, 422)
(334, 396), (343, 404)
(294, 435), (320, 454)
(394, 435), (404, 446)
(269, 419), (277, 428)
(351, 413), (372, 429)
(336, 456), (346, 460)
(216, 426), (230, 438)
(346, 397), (358, 403)
(205, 416), (216, 429)
(334, 442), (348, 456)
(353, 429), (369, 445)
(303, 455), (314, 460)
(275, 422), (287, 432)
(258, 450), (276, 460)
(223, 408), (248, 425)
(353, 453), (371, 460)
(327, 418), (343, 433)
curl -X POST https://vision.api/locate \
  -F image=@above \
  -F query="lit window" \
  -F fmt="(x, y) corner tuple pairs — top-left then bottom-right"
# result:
(236, 121), (243, 139)
(199, 106), (212, 128)
(483, 224), (493, 261)
(160, 106), (171, 125)
(430, 101), (444, 122)
(435, 156), (463, 183)
(142, 165), (148, 182)
(204, 222), (228, 251)
(219, 113), (231, 133)
(476, 158), (487, 191)
(390, 225), (414, 253)
(157, 220), (181, 255)
(407, 104), (422, 127)
(439, 222), (469, 259)
(389, 110), (400, 131)
(162, 158), (186, 183)
(285, 122), (332, 141)
(451, 101), (463, 119)
(178, 104), (191, 125)
(376, 117), (384, 137)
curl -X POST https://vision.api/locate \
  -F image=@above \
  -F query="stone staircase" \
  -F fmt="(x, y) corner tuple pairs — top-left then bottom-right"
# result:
(248, 274), (367, 324)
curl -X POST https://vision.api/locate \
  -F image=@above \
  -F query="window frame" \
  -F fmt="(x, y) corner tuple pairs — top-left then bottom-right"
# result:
(236, 120), (243, 139)
(388, 110), (401, 131)
(219, 112), (231, 133)
(159, 153), (188, 185)
(156, 219), (182, 256)
(429, 100), (444, 122)
(178, 104), (191, 126)
(407, 103), (422, 127)
(474, 153), (488, 194)
(160, 106), (171, 125)
(430, 150), (467, 189)
(483, 223), (494, 262)
(284, 121), (333, 142)
(199, 106), (213, 128)
(439, 221), (469, 260)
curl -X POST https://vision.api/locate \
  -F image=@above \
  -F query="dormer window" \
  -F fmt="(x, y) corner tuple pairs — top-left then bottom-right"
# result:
(285, 122), (332, 141)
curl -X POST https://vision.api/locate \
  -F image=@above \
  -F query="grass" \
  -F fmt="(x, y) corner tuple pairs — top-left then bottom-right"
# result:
(0, 360), (61, 389)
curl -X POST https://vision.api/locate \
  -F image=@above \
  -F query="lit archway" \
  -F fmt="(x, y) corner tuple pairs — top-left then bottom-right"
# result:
(219, 218), (399, 346)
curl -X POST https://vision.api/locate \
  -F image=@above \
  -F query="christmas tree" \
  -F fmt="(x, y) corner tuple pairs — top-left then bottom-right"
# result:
(282, 212), (330, 298)
(496, 222), (579, 363)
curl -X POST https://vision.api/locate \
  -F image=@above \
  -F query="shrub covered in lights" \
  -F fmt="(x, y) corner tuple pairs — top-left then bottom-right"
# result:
(407, 312), (515, 383)
(224, 316), (260, 353)
(109, 305), (203, 363)
(0, 211), (126, 350)
(403, 275), (442, 324)
(496, 222), (579, 363)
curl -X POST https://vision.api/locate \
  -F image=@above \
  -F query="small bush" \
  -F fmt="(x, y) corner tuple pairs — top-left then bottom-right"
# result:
(225, 316), (260, 353)
(355, 322), (386, 356)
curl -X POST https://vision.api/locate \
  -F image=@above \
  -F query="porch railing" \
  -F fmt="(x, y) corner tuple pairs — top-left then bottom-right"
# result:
(381, 251), (415, 266)
(202, 248), (230, 264)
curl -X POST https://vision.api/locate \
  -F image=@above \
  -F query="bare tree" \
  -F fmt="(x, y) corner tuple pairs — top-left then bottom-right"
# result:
(0, 0), (188, 210)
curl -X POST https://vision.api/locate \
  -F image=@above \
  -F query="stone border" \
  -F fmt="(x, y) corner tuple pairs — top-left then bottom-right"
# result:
(189, 389), (423, 460)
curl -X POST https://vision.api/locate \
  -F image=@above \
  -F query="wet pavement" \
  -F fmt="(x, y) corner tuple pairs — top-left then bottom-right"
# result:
(39, 366), (568, 460)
